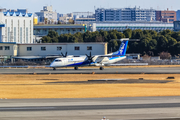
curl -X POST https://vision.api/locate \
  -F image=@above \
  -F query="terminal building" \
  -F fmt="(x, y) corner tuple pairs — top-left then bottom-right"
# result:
(90, 21), (173, 32)
(0, 12), (33, 43)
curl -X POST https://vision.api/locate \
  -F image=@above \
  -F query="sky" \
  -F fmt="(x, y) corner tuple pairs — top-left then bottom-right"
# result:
(0, 0), (180, 14)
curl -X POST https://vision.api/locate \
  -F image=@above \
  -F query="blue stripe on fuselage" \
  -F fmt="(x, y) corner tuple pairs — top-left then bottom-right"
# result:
(67, 61), (90, 67)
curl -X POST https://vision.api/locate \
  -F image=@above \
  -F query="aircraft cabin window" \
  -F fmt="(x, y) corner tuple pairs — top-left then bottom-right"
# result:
(55, 60), (62, 62)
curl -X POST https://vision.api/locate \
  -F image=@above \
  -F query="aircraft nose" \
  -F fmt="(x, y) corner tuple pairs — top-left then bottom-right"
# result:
(50, 62), (54, 67)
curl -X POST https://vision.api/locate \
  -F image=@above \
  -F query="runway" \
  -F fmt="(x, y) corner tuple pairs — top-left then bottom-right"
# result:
(0, 96), (180, 120)
(0, 67), (180, 74)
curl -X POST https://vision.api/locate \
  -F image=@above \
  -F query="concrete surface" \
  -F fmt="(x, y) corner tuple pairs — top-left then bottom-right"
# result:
(0, 97), (180, 120)
(0, 67), (180, 74)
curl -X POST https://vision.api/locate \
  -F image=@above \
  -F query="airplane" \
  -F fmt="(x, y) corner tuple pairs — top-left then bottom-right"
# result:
(50, 39), (129, 70)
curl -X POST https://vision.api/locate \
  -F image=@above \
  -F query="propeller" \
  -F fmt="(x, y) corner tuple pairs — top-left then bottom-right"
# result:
(61, 52), (67, 57)
(86, 52), (95, 64)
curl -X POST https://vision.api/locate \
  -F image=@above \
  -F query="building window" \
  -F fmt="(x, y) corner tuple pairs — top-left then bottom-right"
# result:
(57, 46), (62, 51)
(41, 47), (46, 51)
(0, 46), (3, 50)
(87, 46), (92, 50)
(20, 27), (22, 43)
(75, 46), (80, 50)
(5, 46), (10, 50)
(27, 47), (32, 51)
(26, 27), (28, 43)
(14, 27), (16, 42)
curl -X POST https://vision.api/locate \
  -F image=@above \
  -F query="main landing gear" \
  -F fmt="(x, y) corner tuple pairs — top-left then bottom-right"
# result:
(99, 66), (104, 70)
(74, 66), (78, 70)
(53, 67), (56, 70)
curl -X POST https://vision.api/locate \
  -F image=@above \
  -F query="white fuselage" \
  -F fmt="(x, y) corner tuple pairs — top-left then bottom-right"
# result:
(50, 54), (126, 68)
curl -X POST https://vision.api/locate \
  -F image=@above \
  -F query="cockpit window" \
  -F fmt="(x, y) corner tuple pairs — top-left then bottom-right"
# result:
(55, 60), (62, 62)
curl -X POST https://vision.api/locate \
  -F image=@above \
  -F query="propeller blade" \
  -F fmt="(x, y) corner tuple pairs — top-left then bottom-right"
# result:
(90, 52), (91, 57)
(61, 52), (64, 57)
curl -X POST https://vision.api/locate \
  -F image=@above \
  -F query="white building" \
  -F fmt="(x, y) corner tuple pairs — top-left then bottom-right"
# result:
(35, 6), (57, 24)
(0, 12), (33, 43)
(59, 13), (73, 24)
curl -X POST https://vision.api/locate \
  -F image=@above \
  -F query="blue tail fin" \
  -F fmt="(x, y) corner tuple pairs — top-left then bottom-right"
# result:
(113, 40), (128, 56)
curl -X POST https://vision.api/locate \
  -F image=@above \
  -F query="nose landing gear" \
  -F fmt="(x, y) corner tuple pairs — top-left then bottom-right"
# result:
(53, 68), (56, 70)
(74, 66), (78, 70)
(99, 67), (104, 70)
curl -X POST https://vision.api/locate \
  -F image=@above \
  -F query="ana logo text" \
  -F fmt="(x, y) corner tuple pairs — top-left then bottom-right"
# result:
(120, 43), (125, 54)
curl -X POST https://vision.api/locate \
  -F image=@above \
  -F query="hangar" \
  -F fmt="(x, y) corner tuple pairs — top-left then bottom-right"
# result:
(0, 42), (107, 64)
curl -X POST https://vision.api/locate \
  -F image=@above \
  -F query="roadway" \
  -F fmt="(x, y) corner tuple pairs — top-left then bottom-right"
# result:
(0, 67), (180, 74)
(0, 96), (180, 120)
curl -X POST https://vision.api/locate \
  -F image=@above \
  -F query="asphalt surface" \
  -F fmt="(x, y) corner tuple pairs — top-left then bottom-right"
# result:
(0, 97), (180, 120)
(0, 67), (180, 74)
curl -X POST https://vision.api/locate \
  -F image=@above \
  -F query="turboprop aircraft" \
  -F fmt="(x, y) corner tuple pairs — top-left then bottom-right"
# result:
(50, 38), (130, 70)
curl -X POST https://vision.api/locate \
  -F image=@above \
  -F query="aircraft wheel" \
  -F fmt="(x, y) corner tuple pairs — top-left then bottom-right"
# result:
(53, 68), (56, 70)
(74, 66), (78, 70)
(100, 67), (104, 70)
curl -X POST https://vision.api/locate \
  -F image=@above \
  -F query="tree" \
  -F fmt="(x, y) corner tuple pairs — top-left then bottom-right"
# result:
(174, 41), (180, 55)
(108, 40), (119, 53)
(159, 30), (172, 36)
(156, 35), (168, 52)
(131, 29), (143, 39)
(51, 37), (58, 43)
(116, 32), (125, 39)
(41, 36), (51, 43)
(95, 35), (104, 42)
(73, 32), (83, 43)
(83, 31), (92, 42)
(99, 30), (108, 42)
(123, 29), (132, 38)
(139, 37), (150, 55)
(47, 31), (59, 38)
(149, 39), (157, 55)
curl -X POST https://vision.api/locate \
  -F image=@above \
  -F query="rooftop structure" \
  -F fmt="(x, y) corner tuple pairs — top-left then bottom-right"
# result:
(90, 21), (173, 32)
(58, 13), (73, 24)
(0, 12), (33, 43)
(95, 7), (156, 22)
(7, 9), (28, 13)
(35, 5), (57, 24)
(156, 9), (176, 23)
(75, 18), (95, 24)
